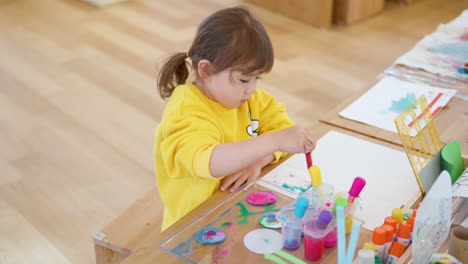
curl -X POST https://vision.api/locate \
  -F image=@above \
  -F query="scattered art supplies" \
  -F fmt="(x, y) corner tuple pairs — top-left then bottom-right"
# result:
(259, 130), (420, 230)
(339, 76), (456, 134)
(276, 179), (364, 263)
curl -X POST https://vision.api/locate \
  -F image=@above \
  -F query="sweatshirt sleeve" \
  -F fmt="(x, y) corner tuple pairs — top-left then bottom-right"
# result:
(159, 112), (221, 180)
(257, 89), (295, 163)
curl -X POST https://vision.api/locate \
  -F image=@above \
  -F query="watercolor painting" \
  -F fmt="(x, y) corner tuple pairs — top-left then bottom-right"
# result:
(395, 10), (468, 81)
(388, 92), (417, 114)
(339, 76), (456, 134)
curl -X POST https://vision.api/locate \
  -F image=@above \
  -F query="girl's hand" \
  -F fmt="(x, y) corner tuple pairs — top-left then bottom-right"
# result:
(274, 126), (316, 153)
(219, 154), (274, 192)
(220, 162), (262, 192)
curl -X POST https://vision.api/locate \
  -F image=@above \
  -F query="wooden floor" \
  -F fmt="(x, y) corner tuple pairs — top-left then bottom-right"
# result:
(0, 0), (466, 263)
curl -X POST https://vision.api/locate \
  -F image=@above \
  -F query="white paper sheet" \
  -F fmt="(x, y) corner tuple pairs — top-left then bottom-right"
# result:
(258, 130), (421, 230)
(339, 76), (456, 133)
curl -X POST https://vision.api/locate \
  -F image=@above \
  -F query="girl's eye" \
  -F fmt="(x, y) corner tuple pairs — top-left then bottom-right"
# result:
(240, 79), (249, 83)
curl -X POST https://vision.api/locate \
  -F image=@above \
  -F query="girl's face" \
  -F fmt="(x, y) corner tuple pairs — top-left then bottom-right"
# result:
(200, 69), (261, 109)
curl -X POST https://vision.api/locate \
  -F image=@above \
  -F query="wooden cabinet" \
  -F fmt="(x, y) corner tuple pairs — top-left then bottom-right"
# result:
(333, 0), (385, 25)
(248, 0), (334, 28)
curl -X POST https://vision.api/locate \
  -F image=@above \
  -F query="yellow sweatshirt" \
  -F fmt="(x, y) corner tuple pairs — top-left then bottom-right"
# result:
(154, 83), (294, 230)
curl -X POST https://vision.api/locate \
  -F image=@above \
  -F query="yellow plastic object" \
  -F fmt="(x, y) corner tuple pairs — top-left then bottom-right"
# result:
(394, 95), (444, 195)
(309, 166), (322, 186)
(345, 215), (353, 234)
(363, 242), (377, 251)
(391, 208), (404, 224)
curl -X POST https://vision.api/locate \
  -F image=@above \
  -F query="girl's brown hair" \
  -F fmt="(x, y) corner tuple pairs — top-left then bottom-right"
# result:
(157, 6), (274, 99)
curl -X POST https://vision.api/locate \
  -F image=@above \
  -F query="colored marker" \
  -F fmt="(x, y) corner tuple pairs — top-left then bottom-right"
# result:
(283, 197), (309, 249)
(381, 224), (395, 262)
(371, 227), (386, 260)
(396, 222), (411, 246)
(385, 242), (406, 264)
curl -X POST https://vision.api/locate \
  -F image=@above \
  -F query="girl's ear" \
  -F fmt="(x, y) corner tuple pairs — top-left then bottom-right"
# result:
(198, 59), (213, 82)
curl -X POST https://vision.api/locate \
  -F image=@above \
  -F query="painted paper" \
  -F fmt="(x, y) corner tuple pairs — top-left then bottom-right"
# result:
(395, 10), (468, 81)
(339, 76), (456, 134)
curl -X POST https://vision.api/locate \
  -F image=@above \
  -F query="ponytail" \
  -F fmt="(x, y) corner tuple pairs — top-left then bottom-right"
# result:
(157, 52), (190, 99)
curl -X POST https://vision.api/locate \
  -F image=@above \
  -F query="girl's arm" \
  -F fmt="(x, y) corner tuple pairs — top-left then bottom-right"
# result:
(210, 125), (315, 178)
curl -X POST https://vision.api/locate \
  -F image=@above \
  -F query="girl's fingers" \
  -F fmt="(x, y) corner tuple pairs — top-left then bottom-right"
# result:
(304, 142), (313, 153)
(221, 174), (239, 191)
(243, 177), (257, 191)
(231, 174), (248, 192)
(306, 136), (316, 151)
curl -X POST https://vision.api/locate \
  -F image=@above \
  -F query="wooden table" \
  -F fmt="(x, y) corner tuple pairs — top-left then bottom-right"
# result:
(320, 84), (468, 159)
(119, 123), (420, 264)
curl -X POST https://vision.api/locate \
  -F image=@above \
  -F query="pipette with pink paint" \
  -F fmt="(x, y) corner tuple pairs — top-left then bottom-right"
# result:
(347, 177), (366, 205)
(345, 177), (366, 234)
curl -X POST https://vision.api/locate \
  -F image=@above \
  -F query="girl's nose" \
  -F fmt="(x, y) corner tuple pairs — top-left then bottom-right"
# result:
(246, 81), (256, 95)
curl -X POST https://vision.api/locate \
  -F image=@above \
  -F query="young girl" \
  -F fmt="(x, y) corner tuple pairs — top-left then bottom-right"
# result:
(155, 6), (316, 231)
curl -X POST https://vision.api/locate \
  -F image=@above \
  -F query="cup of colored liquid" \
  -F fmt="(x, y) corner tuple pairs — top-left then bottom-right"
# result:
(303, 210), (334, 261)
(281, 216), (303, 249)
(277, 199), (312, 250)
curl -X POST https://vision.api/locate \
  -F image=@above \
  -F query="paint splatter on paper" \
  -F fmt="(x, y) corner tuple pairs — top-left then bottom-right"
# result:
(388, 93), (417, 114)
(257, 154), (312, 199)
